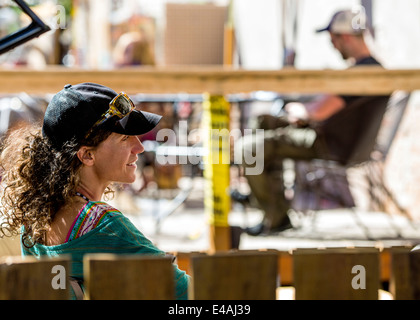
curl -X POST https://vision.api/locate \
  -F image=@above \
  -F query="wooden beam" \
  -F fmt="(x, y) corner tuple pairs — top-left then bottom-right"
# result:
(1, 66), (419, 95)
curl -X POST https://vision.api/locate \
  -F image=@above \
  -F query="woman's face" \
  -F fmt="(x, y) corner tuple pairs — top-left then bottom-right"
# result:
(91, 133), (144, 185)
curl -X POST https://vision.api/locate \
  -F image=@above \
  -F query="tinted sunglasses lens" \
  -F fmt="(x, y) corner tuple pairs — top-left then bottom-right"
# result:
(112, 94), (134, 115)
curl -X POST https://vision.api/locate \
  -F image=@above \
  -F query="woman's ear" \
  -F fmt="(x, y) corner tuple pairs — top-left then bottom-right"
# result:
(77, 146), (95, 166)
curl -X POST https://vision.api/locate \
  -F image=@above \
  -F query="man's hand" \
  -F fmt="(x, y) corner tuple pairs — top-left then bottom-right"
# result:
(285, 102), (310, 126)
(285, 94), (346, 125)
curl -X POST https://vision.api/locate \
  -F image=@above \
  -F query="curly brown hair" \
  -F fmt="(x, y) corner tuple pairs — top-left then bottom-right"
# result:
(0, 123), (112, 248)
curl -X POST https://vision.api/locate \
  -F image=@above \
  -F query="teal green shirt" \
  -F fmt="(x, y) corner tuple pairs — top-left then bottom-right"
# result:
(21, 201), (189, 300)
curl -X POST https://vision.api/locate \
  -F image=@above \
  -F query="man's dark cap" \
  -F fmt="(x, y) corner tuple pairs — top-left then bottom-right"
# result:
(316, 9), (368, 35)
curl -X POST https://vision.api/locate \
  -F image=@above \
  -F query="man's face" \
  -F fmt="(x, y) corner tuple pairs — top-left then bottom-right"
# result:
(329, 32), (349, 60)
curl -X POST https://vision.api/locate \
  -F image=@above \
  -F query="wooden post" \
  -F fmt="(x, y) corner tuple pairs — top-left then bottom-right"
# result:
(279, 250), (293, 286)
(83, 254), (174, 300)
(293, 247), (380, 300)
(223, 0), (235, 66)
(189, 251), (278, 300)
(202, 94), (231, 253)
(0, 256), (70, 300)
(172, 251), (207, 276)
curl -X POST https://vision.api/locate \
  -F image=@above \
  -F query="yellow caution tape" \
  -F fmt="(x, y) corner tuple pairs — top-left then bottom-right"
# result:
(202, 94), (231, 227)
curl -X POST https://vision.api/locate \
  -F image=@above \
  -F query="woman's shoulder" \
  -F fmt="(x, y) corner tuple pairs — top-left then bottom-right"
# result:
(85, 201), (122, 216)
(66, 201), (122, 242)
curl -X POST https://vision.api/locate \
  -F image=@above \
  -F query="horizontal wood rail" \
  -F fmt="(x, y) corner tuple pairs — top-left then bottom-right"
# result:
(0, 66), (419, 95)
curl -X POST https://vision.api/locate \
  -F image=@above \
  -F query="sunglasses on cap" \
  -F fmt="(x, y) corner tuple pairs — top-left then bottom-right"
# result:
(91, 92), (135, 129)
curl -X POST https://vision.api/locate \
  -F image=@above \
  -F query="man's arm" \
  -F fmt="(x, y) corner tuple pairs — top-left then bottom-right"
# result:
(285, 94), (346, 124)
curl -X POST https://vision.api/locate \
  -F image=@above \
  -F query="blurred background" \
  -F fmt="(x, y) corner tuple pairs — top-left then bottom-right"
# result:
(1, 0), (420, 254)
(2, 1), (420, 300)
(1, 0), (419, 70)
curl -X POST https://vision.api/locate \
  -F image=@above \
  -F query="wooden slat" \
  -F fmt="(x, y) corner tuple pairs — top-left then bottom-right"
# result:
(83, 254), (174, 300)
(389, 247), (413, 299)
(0, 256), (70, 300)
(0, 66), (419, 95)
(293, 247), (380, 300)
(189, 251), (278, 300)
(410, 250), (420, 300)
(389, 247), (420, 300)
(174, 250), (293, 287)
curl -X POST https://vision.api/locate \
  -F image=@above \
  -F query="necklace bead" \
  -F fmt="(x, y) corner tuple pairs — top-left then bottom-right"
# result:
(75, 192), (90, 202)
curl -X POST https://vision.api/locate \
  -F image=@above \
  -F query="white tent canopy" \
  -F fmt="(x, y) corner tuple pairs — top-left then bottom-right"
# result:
(72, 0), (420, 70)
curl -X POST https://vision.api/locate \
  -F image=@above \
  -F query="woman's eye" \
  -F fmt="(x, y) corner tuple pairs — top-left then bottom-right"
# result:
(122, 135), (129, 141)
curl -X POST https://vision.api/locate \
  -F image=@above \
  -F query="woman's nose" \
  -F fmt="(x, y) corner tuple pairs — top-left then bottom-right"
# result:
(132, 136), (145, 154)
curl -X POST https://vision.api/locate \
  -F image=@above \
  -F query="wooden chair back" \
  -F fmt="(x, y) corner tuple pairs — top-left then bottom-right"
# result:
(83, 254), (174, 300)
(293, 247), (380, 300)
(189, 251), (278, 300)
(0, 255), (70, 300)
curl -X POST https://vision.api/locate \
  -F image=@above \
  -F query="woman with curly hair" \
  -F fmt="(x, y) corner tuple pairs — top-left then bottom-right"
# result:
(0, 83), (189, 299)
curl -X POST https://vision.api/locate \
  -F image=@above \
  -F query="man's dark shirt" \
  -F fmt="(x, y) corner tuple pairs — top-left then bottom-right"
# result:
(315, 56), (389, 164)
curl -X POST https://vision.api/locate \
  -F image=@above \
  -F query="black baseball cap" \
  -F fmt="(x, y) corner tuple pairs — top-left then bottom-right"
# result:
(42, 82), (162, 150)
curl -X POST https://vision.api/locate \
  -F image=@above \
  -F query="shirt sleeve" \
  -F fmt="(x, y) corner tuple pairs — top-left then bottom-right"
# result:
(101, 214), (190, 300)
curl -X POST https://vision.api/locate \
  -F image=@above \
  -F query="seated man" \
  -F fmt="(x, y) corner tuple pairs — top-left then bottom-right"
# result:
(236, 9), (386, 236)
